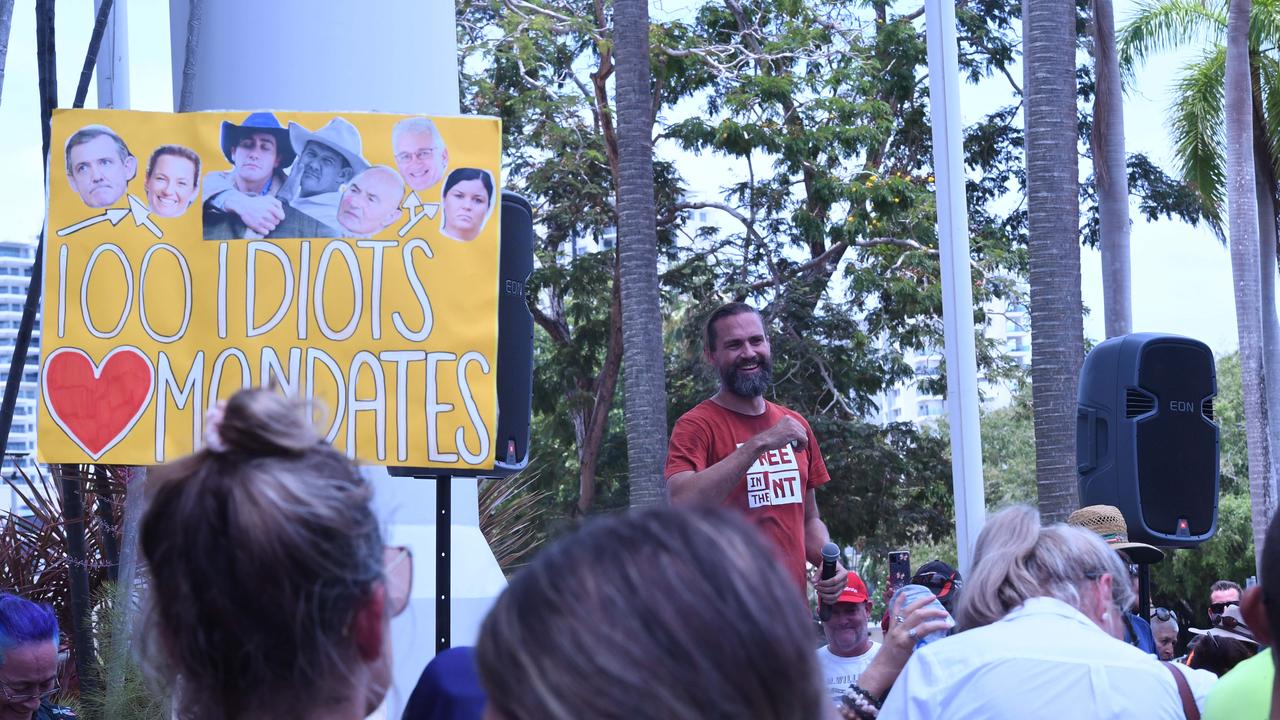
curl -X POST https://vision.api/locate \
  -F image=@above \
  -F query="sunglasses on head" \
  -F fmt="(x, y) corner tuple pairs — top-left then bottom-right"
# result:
(1209, 600), (1238, 615)
(1151, 607), (1176, 622)
(1217, 613), (1246, 633)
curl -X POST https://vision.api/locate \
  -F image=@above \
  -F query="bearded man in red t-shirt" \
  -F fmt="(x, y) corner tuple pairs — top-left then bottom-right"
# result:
(666, 302), (848, 604)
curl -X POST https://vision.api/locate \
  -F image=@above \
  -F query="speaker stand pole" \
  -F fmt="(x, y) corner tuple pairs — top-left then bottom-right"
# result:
(1137, 562), (1151, 620)
(436, 474), (451, 653)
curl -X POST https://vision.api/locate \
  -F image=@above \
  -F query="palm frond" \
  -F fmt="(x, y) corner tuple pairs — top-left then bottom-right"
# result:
(1250, 0), (1280, 53)
(478, 470), (551, 572)
(1257, 54), (1280, 182)
(1169, 45), (1228, 227)
(1118, 0), (1227, 82)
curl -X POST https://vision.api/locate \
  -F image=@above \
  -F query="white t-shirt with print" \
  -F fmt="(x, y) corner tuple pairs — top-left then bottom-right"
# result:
(817, 641), (881, 706)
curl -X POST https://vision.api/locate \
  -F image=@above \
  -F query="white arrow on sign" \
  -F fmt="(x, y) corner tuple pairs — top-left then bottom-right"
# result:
(127, 195), (163, 239)
(55, 207), (130, 237)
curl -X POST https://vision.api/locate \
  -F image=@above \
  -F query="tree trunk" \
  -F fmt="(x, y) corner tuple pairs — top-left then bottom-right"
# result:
(1249, 60), (1280, 525)
(614, 0), (668, 507)
(576, 267), (623, 514)
(1024, 0), (1085, 522)
(1225, 0), (1276, 573)
(0, 0), (14, 105)
(1091, 0), (1132, 338)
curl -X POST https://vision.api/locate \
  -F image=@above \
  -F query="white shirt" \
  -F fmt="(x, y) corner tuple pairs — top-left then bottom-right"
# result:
(287, 190), (342, 230)
(880, 597), (1216, 720)
(817, 641), (880, 706)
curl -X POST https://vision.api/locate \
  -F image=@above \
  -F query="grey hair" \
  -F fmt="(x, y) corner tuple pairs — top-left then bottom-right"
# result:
(957, 505), (1135, 631)
(1150, 614), (1179, 635)
(392, 116), (444, 150)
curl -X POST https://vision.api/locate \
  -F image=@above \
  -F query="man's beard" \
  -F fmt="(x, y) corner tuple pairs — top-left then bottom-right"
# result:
(721, 357), (773, 398)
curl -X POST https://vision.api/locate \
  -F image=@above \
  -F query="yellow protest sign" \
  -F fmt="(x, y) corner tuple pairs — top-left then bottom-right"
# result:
(39, 109), (502, 469)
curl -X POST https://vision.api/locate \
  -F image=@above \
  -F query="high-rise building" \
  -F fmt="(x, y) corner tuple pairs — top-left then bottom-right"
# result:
(871, 298), (1030, 426)
(0, 238), (41, 516)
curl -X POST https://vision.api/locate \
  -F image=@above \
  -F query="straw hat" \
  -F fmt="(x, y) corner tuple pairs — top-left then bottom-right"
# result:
(1066, 504), (1165, 564)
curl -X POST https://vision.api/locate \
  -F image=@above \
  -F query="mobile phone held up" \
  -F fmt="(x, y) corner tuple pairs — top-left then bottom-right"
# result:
(888, 550), (911, 597)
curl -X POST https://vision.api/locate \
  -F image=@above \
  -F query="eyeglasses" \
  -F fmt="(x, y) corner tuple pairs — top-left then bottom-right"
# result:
(395, 149), (436, 165)
(1127, 564), (1139, 578)
(1151, 607), (1176, 622)
(0, 678), (60, 703)
(384, 545), (414, 618)
(1209, 600), (1239, 615)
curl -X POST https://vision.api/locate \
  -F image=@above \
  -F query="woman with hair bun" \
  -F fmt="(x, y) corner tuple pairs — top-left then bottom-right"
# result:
(137, 388), (411, 719)
(879, 505), (1217, 719)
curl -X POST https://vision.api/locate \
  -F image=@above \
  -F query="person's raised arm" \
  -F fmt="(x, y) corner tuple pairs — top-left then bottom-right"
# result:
(666, 415), (807, 505)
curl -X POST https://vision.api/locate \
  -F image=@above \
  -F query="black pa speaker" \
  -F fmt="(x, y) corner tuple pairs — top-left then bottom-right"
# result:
(1076, 333), (1219, 547)
(390, 191), (534, 478)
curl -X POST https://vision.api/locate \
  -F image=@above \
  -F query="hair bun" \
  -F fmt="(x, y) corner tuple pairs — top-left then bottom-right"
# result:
(215, 389), (321, 457)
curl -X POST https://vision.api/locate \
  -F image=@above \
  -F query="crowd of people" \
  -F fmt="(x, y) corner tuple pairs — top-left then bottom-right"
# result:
(0, 302), (1277, 719)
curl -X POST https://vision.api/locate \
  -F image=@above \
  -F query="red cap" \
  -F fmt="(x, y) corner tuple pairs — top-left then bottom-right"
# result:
(836, 571), (869, 604)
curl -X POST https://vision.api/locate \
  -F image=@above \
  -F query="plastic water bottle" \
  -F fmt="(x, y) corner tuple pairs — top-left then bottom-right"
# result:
(890, 583), (955, 648)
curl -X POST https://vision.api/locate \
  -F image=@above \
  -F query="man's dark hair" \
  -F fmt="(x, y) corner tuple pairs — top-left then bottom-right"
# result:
(0, 593), (59, 665)
(64, 124), (133, 175)
(705, 302), (762, 351)
(1211, 579), (1243, 597)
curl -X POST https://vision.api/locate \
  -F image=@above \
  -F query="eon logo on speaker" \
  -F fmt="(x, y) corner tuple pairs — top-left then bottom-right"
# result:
(1168, 400), (1197, 413)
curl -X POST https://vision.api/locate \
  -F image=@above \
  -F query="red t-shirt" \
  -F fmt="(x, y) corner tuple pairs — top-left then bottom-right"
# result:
(664, 399), (831, 588)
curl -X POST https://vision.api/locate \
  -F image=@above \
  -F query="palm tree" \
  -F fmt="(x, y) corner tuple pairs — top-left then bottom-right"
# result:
(1225, 0), (1277, 571)
(1092, 0), (1133, 338)
(1121, 0), (1280, 558)
(1025, 0), (1086, 522)
(0, 0), (14, 103)
(613, 0), (669, 507)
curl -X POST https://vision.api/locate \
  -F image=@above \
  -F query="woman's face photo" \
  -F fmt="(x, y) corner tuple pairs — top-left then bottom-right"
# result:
(443, 177), (491, 240)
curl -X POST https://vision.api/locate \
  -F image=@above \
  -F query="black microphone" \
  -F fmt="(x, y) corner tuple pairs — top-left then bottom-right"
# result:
(817, 542), (840, 622)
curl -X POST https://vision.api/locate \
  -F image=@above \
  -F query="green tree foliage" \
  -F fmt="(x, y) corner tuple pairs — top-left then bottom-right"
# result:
(458, 0), (1030, 546)
(978, 382), (1038, 508)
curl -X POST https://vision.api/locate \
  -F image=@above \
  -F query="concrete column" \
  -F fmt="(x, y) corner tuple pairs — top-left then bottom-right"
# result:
(167, 4), (491, 718)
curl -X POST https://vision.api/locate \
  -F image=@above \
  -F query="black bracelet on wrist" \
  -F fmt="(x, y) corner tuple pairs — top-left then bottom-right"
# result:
(841, 683), (882, 719)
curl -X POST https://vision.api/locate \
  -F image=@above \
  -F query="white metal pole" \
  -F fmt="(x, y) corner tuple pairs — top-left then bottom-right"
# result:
(166, 5), (489, 718)
(925, 0), (986, 574)
(93, 0), (129, 109)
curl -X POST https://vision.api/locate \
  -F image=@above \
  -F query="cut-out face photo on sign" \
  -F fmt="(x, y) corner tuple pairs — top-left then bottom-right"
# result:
(144, 145), (201, 218)
(337, 165), (405, 238)
(392, 116), (449, 193)
(65, 124), (137, 209)
(203, 112), (340, 240)
(43, 108), (504, 469)
(277, 117), (369, 234)
(440, 168), (495, 242)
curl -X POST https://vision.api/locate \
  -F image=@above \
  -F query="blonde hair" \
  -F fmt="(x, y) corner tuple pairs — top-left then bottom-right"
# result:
(957, 505), (1135, 631)
(138, 388), (383, 719)
(476, 507), (826, 720)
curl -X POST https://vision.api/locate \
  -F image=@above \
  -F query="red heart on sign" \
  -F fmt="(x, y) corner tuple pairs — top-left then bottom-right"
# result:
(42, 347), (154, 460)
